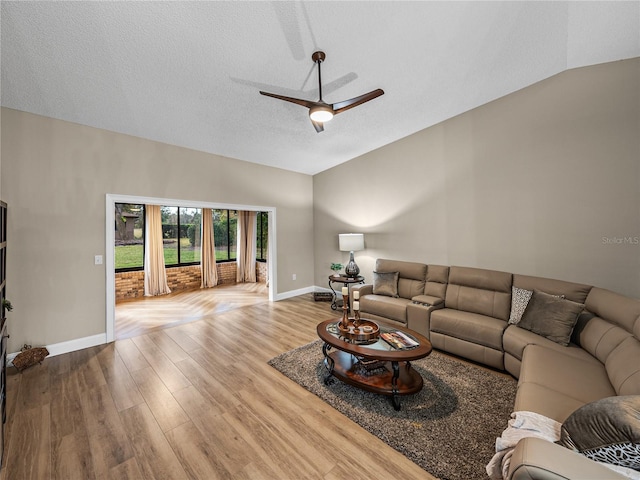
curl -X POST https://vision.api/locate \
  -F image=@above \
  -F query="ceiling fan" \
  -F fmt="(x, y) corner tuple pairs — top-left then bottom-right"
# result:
(260, 51), (384, 133)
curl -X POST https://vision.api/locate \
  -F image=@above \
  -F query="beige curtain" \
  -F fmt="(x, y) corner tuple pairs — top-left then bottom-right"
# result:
(236, 211), (257, 283)
(201, 208), (218, 288)
(144, 204), (171, 296)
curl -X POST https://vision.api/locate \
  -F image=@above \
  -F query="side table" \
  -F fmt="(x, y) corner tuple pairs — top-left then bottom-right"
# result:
(328, 275), (365, 311)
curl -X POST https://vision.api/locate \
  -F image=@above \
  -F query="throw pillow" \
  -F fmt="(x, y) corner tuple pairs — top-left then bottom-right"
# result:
(372, 271), (400, 298)
(508, 286), (533, 324)
(557, 395), (640, 471)
(518, 290), (583, 346)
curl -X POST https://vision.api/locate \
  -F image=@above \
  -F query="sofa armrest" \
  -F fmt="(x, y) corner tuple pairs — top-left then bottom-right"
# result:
(351, 284), (373, 296)
(411, 295), (444, 307)
(406, 298), (444, 339)
(508, 437), (628, 480)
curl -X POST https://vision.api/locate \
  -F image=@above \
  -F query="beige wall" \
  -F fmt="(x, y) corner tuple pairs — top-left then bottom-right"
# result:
(0, 109), (314, 352)
(314, 58), (640, 299)
(2, 58), (638, 353)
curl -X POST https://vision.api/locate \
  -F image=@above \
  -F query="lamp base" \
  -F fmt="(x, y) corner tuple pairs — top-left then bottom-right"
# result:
(345, 251), (360, 278)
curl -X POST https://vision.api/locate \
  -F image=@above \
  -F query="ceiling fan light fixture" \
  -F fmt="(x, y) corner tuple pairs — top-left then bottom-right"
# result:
(309, 105), (334, 123)
(261, 51), (383, 132)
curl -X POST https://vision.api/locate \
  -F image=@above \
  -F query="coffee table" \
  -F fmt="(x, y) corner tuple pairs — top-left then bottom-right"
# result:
(316, 318), (432, 410)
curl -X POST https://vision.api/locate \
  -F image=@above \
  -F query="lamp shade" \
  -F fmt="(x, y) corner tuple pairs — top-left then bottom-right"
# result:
(339, 233), (364, 252)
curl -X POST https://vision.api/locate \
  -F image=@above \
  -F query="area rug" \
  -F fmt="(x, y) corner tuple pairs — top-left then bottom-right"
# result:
(268, 340), (517, 480)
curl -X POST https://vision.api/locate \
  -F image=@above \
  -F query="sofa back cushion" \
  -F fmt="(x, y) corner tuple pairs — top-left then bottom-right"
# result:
(576, 287), (640, 395)
(425, 265), (449, 300)
(573, 313), (632, 364)
(445, 266), (513, 321)
(585, 287), (640, 335)
(512, 274), (592, 304)
(375, 259), (427, 300)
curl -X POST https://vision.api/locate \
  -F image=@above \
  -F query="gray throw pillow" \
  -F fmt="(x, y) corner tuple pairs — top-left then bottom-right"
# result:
(508, 287), (565, 325)
(508, 286), (533, 324)
(373, 271), (399, 297)
(557, 395), (640, 471)
(518, 290), (583, 346)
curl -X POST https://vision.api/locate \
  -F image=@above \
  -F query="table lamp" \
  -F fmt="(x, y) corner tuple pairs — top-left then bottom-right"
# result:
(339, 233), (364, 278)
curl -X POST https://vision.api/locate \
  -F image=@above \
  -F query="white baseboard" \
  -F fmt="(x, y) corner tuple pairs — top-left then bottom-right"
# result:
(274, 285), (316, 301)
(6, 287), (333, 365)
(7, 333), (107, 366)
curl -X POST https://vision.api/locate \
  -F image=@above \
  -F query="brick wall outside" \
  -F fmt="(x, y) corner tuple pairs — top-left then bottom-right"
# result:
(165, 265), (201, 291)
(115, 261), (267, 301)
(257, 261), (268, 283)
(217, 262), (237, 285)
(115, 270), (145, 300)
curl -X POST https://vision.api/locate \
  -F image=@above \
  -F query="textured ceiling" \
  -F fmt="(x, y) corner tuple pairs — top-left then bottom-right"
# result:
(1, 1), (639, 175)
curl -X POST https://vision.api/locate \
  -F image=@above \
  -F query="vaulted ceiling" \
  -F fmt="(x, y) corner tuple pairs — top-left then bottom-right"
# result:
(2, 1), (639, 175)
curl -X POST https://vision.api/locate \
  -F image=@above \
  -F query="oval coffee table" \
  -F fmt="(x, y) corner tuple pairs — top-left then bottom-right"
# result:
(316, 318), (432, 410)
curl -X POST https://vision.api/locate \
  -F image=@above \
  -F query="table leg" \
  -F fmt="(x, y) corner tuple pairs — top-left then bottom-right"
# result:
(329, 279), (338, 310)
(322, 342), (335, 385)
(391, 361), (401, 410)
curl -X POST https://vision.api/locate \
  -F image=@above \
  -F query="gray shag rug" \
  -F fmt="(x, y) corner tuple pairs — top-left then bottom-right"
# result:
(268, 340), (517, 480)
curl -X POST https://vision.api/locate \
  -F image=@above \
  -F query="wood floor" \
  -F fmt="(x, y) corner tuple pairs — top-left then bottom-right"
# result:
(1, 287), (435, 480)
(115, 283), (270, 340)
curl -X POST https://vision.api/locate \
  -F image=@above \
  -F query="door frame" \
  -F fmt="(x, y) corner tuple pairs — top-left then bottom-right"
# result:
(105, 193), (277, 342)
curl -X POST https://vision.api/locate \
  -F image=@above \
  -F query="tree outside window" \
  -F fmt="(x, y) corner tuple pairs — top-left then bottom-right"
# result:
(114, 203), (144, 270)
(213, 209), (237, 261)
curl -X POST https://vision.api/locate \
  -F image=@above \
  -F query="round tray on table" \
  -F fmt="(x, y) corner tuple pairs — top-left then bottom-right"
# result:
(337, 319), (380, 342)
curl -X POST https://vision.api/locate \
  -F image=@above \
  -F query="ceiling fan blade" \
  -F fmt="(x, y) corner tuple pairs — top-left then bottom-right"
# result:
(311, 120), (324, 133)
(332, 88), (385, 114)
(259, 91), (319, 109)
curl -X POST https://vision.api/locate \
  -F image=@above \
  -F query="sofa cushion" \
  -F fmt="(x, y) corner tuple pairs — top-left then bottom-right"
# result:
(514, 382), (591, 424)
(519, 345), (615, 406)
(503, 324), (590, 362)
(512, 274), (592, 304)
(518, 290), (584, 346)
(360, 295), (410, 323)
(372, 271), (399, 297)
(430, 308), (506, 350)
(508, 286), (533, 325)
(445, 266), (513, 321)
(557, 395), (640, 471)
(508, 287), (566, 325)
(573, 312), (633, 364)
(425, 264), (449, 299)
(585, 287), (640, 337)
(605, 336), (640, 396)
(375, 259), (427, 299)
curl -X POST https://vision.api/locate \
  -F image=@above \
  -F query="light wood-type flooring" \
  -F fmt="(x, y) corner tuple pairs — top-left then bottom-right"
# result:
(115, 282), (270, 340)
(1, 286), (435, 480)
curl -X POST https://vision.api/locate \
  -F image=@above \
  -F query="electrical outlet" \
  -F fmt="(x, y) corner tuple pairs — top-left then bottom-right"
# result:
(292, 273), (297, 280)
(94, 255), (103, 265)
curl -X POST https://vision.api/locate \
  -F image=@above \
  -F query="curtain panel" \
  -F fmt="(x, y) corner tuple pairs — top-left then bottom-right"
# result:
(201, 208), (218, 288)
(144, 204), (171, 296)
(237, 211), (257, 283)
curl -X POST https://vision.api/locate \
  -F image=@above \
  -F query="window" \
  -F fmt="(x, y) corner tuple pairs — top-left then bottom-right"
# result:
(161, 206), (178, 265)
(162, 206), (201, 266)
(213, 209), (237, 261)
(114, 204), (145, 270)
(114, 204), (260, 271)
(257, 211), (268, 261)
(180, 207), (201, 264)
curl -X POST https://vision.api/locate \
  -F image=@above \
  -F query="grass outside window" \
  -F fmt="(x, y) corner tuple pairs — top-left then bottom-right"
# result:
(115, 239), (232, 270)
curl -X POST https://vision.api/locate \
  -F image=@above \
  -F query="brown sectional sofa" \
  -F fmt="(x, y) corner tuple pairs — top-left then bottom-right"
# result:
(350, 259), (640, 480)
